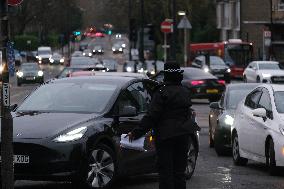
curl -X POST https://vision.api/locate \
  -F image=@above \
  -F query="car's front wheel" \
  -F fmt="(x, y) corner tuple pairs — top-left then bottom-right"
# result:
(185, 137), (198, 180)
(232, 132), (248, 166)
(74, 144), (117, 189)
(266, 139), (278, 175)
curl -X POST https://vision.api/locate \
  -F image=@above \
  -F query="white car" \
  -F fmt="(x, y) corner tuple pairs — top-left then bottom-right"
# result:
(232, 84), (284, 175)
(243, 61), (284, 83)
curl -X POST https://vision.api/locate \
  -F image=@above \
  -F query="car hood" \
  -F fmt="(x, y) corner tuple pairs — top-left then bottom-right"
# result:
(7, 112), (100, 139)
(258, 70), (284, 76)
(210, 64), (228, 70)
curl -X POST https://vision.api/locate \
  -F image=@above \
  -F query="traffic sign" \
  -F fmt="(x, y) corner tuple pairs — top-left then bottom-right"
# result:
(178, 16), (192, 29)
(161, 20), (173, 33)
(8, 0), (23, 6)
(2, 83), (10, 107)
(7, 41), (15, 76)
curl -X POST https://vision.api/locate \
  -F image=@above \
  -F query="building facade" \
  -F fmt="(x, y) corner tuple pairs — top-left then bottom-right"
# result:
(216, 0), (284, 63)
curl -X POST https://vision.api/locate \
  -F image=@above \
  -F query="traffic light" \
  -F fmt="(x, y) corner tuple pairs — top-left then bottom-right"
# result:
(73, 31), (81, 36)
(107, 30), (112, 35)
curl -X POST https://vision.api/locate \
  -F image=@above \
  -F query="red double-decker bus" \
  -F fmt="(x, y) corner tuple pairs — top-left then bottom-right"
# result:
(190, 39), (253, 78)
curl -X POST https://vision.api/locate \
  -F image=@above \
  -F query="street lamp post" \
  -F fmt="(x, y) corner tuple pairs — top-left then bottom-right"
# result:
(139, 0), (144, 63)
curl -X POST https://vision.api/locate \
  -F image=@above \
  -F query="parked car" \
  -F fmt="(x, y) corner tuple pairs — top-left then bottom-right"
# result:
(8, 75), (199, 188)
(232, 84), (284, 175)
(209, 83), (259, 156)
(243, 61), (284, 83)
(191, 55), (231, 83)
(50, 53), (64, 64)
(16, 62), (44, 86)
(152, 67), (226, 102)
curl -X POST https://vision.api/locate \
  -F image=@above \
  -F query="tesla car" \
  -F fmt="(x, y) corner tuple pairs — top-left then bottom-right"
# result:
(243, 61), (284, 83)
(232, 84), (284, 175)
(5, 76), (199, 188)
(209, 83), (259, 156)
(16, 62), (44, 86)
(152, 67), (225, 102)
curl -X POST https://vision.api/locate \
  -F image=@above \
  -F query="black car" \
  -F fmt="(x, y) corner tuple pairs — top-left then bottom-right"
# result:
(16, 62), (44, 86)
(208, 83), (259, 156)
(152, 67), (225, 102)
(7, 76), (199, 188)
(191, 55), (231, 83)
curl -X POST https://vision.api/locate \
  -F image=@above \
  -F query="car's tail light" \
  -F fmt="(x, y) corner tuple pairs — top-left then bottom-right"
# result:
(191, 80), (205, 86)
(218, 80), (226, 85)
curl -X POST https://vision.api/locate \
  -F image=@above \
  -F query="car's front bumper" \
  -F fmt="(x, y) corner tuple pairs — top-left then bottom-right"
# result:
(0, 139), (88, 181)
(17, 76), (43, 84)
(272, 132), (284, 167)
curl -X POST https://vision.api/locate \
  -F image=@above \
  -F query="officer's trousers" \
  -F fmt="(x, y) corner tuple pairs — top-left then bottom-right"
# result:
(155, 134), (190, 189)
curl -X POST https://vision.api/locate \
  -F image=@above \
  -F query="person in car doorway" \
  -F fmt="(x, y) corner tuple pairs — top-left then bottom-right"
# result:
(127, 61), (200, 189)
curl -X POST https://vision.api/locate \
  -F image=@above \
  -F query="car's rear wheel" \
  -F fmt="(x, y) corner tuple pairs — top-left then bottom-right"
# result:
(243, 75), (247, 83)
(209, 119), (214, 148)
(185, 137), (198, 180)
(266, 139), (278, 175)
(256, 76), (260, 83)
(232, 132), (248, 166)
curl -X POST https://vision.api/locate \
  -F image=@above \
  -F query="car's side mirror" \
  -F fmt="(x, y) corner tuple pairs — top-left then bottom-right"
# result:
(209, 102), (223, 110)
(10, 104), (18, 112)
(119, 106), (137, 117)
(252, 108), (267, 121)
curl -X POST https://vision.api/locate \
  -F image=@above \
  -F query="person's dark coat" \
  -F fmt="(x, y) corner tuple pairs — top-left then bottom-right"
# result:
(132, 82), (200, 141)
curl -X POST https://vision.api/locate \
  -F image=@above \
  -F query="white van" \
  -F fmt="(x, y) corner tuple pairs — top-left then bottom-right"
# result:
(37, 46), (52, 64)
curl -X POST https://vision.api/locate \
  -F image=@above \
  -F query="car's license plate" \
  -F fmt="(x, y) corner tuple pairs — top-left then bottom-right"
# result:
(0, 155), (29, 164)
(26, 77), (35, 80)
(206, 89), (218, 94)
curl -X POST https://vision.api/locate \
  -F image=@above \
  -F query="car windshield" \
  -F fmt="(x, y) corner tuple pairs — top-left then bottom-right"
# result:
(21, 64), (39, 71)
(227, 88), (254, 109)
(18, 82), (118, 113)
(210, 56), (226, 65)
(38, 50), (51, 55)
(274, 92), (284, 113)
(258, 63), (280, 70)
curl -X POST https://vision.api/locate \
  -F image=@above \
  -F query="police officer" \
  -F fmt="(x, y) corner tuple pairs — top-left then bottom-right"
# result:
(127, 62), (199, 189)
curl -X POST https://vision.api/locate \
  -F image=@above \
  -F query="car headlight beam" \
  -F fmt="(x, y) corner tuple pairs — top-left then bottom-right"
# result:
(53, 126), (87, 142)
(38, 70), (44, 76)
(17, 71), (23, 77)
(204, 67), (209, 73)
(126, 67), (132, 72)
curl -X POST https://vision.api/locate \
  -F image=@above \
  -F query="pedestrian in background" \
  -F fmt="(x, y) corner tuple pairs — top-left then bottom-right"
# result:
(127, 62), (200, 189)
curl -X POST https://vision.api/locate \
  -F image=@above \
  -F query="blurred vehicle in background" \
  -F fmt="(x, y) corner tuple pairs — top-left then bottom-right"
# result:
(209, 83), (259, 156)
(16, 62), (44, 86)
(26, 51), (38, 62)
(116, 40), (126, 49)
(92, 45), (104, 55)
(190, 39), (253, 78)
(72, 51), (83, 57)
(14, 50), (23, 66)
(57, 65), (105, 79)
(123, 61), (143, 73)
(191, 55), (231, 83)
(69, 71), (148, 79)
(243, 61), (284, 83)
(95, 32), (105, 37)
(69, 56), (97, 67)
(37, 46), (52, 64)
(145, 60), (164, 76)
(82, 49), (93, 57)
(50, 53), (64, 65)
(112, 43), (123, 54)
(115, 33), (122, 39)
(102, 59), (118, 72)
(152, 67), (225, 102)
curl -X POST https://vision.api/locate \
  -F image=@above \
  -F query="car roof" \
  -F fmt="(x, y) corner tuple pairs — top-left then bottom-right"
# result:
(253, 61), (279, 64)
(70, 71), (148, 79)
(268, 84), (284, 92)
(52, 75), (143, 87)
(226, 83), (260, 90)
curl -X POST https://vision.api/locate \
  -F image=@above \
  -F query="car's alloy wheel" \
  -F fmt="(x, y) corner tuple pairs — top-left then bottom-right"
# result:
(243, 75), (247, 83)
(256, 76), (260, 83)
(267, 139), (278, 175)
(232, 133), (248, 166)
(209, 120), (214, 148)
(87, 145), (116, 188)
(185, 138), (197, 180)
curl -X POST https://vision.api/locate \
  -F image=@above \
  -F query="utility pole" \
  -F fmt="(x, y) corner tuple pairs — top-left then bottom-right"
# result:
(170, 0), (177, 61)
(0, 0), (14, 188)
(139, 0), (144, 63)
(128, 0), (132, 61)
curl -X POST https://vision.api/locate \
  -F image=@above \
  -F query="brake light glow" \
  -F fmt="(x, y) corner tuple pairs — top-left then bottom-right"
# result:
(218, 80), (226, 85)
(191, 80), (205, 86)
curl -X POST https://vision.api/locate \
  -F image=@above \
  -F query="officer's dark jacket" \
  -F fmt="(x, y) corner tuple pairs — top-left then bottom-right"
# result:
(132, 81), (200, 141)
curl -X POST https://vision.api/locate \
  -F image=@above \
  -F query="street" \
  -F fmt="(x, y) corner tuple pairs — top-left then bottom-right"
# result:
(9, 63), (284, 188)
